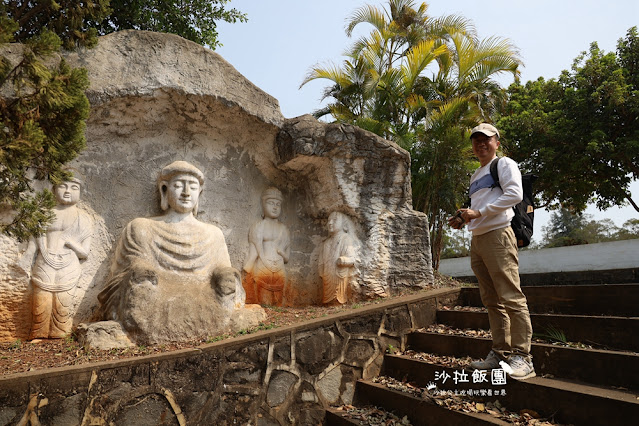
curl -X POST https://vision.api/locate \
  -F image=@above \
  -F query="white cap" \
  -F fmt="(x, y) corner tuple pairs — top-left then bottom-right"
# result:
(470, 123), (500, 139)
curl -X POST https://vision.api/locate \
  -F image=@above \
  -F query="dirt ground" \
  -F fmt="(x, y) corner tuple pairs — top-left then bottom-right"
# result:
(0, 275), (460, 377)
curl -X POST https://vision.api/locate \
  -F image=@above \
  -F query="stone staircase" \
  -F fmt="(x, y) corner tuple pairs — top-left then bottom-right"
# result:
(326, 283), (639, 425)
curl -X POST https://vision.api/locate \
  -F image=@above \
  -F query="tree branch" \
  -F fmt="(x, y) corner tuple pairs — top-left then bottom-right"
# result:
(17, 2), (52, 31)
(609, 179), (639, 213)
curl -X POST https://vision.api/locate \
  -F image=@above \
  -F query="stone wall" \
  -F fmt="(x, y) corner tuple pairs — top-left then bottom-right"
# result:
(0, 288), (459, 425)
(0, 30), (433, 341)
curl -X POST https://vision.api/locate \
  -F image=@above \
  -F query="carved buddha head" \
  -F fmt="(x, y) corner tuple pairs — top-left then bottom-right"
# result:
(158, 161), (205, 215)
(261, 187), (283, 219)
(53, 171), (83, 206)
(327, 211), (348, 235)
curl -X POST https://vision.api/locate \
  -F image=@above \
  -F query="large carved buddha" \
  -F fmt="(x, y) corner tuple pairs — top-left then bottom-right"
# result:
(95, 161), (257, 344)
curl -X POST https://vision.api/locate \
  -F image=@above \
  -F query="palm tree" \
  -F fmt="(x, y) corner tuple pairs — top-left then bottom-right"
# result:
(345, 0), (475, 72)
(301, 1), (522, 267)
(412, 32), (521, 267)
(301, 0), (471, 134)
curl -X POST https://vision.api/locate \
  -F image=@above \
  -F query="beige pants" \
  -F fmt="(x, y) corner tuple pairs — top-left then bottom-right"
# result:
(471, 226), (532, 360)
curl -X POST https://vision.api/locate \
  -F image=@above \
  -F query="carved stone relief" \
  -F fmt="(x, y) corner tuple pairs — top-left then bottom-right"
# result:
(243, 187), (291, 306)
(0, 31), (433, 343)
(29, 177), (93, 339)
(82, 161), (264, 347)
(318, 212), (360, 305)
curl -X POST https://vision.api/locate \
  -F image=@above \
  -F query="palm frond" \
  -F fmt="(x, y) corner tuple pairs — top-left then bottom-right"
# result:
(402, 39), (447, 93)
(300, 62), (351, 88)
(345, 4), (388, 36)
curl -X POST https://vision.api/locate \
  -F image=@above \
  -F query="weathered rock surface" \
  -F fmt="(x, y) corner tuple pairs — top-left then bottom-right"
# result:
(277, 116), (434, 297)
(0, 30), (432, 342)
(76, 320), (134, 350)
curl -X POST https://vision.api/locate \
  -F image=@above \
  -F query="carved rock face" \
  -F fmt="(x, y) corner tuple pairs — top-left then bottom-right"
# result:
(164, 174), (201, 214)
(0, 31), (433, 343)
(119, 273), (227, 344)
(319, 212), (360, 305)
(263, 198), (282, 220)
(243, 187), (290, 306)
(30, 180), (94, 339)
(89, 162), (265, 347)
(54, 181), (81, 206)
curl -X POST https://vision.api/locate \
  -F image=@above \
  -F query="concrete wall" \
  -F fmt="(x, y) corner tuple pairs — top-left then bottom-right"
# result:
(439, 239), (639, 277)
(0, 288), (459, 425)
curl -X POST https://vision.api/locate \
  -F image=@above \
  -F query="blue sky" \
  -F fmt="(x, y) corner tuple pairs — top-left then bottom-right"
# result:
(217, 0), (639, 234)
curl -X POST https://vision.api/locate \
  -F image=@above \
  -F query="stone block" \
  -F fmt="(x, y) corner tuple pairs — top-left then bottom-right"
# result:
(92, 363), (151, 394)
(223, 363), (262, 385)
(295, 328), (344, 375)
(266, 370), (298, 407)
(343, 338), (376, 367)
(214, 392), (260, 425)
(273, 335), (291, 363)
(383, 305), (412, 334)
(152, 352), (222, 395)
(409, 298), (438, 329)
(316, 366), (342, 404)
(363, 353), (385, 380)
(296, 408), (326, 425)
(40, 393), (84, 426)
(340, 312), (384, 335)
(378, 335), (402, 355)
(112, 392), (180, 426)
(0, 376), (28, 407)
(298, 380), (319, 404)
(226, 341), (269, 366)
(0, 407), (19, 426)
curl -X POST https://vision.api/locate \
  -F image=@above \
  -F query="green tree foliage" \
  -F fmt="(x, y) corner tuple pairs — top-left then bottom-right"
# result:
(98, 0), (247, 49)
(499, 27), (639, 214)
(0, 2), (106, 240)
(616, 218), (639, 240)
(4, 1), (246, 50)
(3, 0), (110, 48)
(443, 212), (637, 256)
(440, 226), (471, 259)
(540, 208), (637, 248)
(301, 0), (521, 268)
(542, 209), (591, 247)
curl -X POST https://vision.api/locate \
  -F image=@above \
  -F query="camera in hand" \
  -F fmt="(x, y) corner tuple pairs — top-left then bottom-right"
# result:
(447, 210), (464, 228)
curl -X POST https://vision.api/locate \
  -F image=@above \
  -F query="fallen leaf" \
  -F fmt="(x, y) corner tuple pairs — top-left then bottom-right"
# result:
(520, 408), (540, 419)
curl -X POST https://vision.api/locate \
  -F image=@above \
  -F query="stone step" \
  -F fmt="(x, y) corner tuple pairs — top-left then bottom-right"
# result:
(436, 310), (639, 352)
(407, 331), (639, 391)
(382, 354), (639, 426)
(353, 380), (509, 425)
(324, 406), (412, 425)
(324, 409), (360, 425)
(459, 284), (639, 316)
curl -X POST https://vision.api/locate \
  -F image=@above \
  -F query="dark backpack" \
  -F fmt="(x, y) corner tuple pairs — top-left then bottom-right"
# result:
(489, 158), (537, 248)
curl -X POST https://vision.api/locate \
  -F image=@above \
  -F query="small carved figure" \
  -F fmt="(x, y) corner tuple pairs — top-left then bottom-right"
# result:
(213, 266), (245, 311)
(96, 161), (246, 342)
(319, 212), (360, 305)
(30, 176), (93, 339)
(243, 187), (290, 306)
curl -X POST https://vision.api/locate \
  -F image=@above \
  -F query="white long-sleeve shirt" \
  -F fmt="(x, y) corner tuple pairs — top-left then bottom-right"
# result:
(468, 156), (523, 236)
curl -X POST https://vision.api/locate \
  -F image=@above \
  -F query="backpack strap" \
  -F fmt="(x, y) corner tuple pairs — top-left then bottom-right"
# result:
(489, 157), (501, 189)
